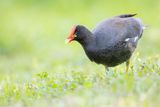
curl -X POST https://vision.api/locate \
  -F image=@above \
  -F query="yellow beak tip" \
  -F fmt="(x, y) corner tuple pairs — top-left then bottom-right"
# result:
(65, 39), (70, 44)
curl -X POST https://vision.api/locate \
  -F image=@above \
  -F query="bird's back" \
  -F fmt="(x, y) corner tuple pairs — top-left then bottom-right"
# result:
(92, 14), (143, 48)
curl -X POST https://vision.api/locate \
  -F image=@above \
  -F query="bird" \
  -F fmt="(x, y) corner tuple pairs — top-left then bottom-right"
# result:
(66, 14), (144, 72)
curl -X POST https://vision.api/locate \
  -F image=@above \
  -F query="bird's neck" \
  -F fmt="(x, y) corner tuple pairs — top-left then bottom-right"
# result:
(75, 27), (98, 61)
(80, 36), (96, 47)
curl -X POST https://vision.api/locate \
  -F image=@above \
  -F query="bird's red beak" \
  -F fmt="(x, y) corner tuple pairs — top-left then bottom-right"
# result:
(65, 26), (76, 44)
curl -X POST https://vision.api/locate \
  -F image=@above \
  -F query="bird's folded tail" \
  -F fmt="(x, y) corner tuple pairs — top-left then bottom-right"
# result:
(116, 14), (137, 18)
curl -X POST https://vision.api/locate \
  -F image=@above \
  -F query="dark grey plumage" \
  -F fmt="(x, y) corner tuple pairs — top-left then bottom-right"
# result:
(72, 14), (144, 68)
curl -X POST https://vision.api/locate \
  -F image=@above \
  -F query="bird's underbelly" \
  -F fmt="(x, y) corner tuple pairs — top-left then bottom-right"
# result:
(105, 52), (132, 67)
(86, 48), (132, 67)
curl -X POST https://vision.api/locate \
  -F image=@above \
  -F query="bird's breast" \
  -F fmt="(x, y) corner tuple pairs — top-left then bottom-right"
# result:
(84, 45), (132, 67)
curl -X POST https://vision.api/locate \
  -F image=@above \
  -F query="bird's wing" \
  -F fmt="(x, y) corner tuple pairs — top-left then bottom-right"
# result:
(92, 16), (144, 48)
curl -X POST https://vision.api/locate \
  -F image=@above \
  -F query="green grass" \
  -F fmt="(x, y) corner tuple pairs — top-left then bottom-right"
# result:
(0, 54), (159, 107)
(0, 0), (160, 107)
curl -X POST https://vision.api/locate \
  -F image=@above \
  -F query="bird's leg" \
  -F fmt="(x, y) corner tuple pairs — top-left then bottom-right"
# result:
(126, 60), (130, 72)
(105, 66), (110, 75)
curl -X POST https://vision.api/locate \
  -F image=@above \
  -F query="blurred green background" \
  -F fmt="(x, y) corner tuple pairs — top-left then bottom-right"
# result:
(0, 0), (160, 55)
(0, 0), (160, 107)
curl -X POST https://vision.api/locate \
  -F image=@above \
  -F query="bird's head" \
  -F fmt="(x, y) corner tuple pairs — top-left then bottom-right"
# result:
(65, 25), (93, 44)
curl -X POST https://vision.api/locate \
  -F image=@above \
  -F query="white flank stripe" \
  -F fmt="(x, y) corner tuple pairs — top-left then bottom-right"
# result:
(134, 36), (138, 42)
(125, 38), (129, 42)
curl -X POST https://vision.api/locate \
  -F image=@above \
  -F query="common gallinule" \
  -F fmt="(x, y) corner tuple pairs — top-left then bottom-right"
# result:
(66, 14), (144, 72)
